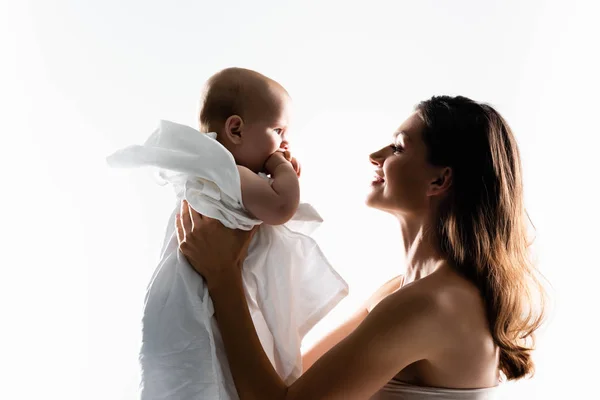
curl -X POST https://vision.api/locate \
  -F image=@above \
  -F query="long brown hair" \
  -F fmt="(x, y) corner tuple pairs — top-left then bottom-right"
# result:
(416, 96), (547, 380)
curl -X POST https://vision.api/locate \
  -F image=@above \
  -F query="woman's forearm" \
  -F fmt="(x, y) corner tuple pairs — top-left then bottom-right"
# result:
(209, 270), (288, 400)
(302, 307), (368, 372)
(302, 275), (403, 372)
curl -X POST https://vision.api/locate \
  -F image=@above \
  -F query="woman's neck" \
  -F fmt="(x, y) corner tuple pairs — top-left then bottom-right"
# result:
(397, 214), (446, 284)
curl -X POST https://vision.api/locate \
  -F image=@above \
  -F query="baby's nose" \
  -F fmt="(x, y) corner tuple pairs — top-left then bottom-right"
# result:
(280, 140), (289, 150)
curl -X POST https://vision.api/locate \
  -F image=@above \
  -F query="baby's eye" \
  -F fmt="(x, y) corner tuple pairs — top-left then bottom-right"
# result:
(273, 128), (283, 135)
(390, 144), (403, 154)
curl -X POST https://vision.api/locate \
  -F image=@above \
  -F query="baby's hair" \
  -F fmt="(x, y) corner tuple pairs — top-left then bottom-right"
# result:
(198, 67), (283, 133)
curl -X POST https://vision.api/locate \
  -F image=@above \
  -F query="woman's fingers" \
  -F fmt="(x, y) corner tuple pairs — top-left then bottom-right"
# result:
(189, 201), (203, 231)
(175, 213), (185, 245)
(180, 200), (192, 233)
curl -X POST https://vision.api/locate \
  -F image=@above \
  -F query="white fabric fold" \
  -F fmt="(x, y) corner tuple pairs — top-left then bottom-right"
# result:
(107, 120), (348, 400)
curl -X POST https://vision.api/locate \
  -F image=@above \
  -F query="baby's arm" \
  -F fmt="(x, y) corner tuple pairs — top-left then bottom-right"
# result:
(237, 152), (300, 225)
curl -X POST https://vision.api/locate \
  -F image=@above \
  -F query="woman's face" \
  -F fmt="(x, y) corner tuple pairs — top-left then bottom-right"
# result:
(366, 113), (442, 216)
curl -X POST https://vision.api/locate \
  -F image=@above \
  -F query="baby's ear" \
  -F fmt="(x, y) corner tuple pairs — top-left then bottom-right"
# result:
(224, 115), (244, 144)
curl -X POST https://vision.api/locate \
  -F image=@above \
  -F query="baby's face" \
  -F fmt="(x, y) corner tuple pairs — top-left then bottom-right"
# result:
(237, 92), (292, 172)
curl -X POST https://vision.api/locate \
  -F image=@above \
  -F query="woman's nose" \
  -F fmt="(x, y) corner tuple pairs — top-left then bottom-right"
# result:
(369, 149), (384, 167)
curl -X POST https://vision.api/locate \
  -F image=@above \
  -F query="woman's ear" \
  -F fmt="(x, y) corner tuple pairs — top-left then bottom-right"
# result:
(224, 115), (244, 144)
(428, 167), (452, 196)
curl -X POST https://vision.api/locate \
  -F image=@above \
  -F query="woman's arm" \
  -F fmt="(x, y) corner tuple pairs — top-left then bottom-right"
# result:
(301, 275), (404, 371)
(207, 269), (443, 400)
(208, 271), (288, 398)
(175, 205), (444, 400)
(301, 307), (367, 372)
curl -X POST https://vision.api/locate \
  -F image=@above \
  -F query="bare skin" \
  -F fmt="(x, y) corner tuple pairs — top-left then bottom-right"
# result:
(238, 150), (301, 225)
(203, 68), (301, 225)
(176, 113), (500, 399)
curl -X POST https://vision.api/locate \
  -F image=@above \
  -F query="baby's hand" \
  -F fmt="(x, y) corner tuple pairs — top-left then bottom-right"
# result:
(265, 150), (301, 177)
(264, 151), (289, 174)
(285, 151), (301, 178)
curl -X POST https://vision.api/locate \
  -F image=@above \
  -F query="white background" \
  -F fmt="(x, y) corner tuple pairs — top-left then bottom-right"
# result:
(2, 0), (599, 399)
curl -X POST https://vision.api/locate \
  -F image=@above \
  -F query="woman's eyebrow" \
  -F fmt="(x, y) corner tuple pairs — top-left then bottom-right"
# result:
(393, 131), (410, 143)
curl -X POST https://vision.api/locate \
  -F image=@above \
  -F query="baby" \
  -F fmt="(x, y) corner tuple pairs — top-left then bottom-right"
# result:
(199, 67), (301, 225)
(107, 68), (348, 400)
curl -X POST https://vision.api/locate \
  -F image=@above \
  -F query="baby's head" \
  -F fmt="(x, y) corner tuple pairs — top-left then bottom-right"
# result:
(199, 67), (292, 173)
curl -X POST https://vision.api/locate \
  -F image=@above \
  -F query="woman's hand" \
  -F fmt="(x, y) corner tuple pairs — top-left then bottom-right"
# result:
(175, 200), (257, 289)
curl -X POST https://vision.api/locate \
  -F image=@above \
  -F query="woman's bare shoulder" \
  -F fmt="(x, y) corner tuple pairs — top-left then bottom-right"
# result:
(381, 267), (486, 339)
(370, 275), (455, 345)
(405, 266), (482, 306)
(366, 275), (405, 312)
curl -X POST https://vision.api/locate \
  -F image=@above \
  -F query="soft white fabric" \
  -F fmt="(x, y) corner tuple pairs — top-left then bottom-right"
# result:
(107, 120), (349, 400)
(371, 379), (498, 400)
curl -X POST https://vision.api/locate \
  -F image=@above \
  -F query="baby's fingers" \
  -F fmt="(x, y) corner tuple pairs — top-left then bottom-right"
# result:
(290, 157), (301, 177)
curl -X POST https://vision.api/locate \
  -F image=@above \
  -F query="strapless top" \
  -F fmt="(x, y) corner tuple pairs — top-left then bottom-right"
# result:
(370, 379), (498, 399)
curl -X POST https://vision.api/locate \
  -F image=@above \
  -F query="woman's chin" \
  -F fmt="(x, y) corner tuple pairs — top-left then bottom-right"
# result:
(365, 191), (382, 209)
(365, 191), (401, 215)
(366, 181), (385, 202)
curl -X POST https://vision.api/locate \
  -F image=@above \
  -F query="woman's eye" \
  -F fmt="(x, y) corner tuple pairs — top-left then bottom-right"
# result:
(390, 144), (403, 154)
(274, 128), (283, 135)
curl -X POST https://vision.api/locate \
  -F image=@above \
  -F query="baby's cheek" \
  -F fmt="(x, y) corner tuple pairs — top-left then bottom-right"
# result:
(267, 140), (281, 155)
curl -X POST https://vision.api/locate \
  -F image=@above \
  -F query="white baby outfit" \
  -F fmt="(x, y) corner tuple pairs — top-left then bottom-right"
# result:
(107, 120), (348, 400)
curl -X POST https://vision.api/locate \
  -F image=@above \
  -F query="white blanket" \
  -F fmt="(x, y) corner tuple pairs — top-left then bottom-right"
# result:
(107, 120), (348, 400)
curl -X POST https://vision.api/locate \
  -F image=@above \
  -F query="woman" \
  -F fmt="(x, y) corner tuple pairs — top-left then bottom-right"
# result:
(175, 95), (546, 399)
